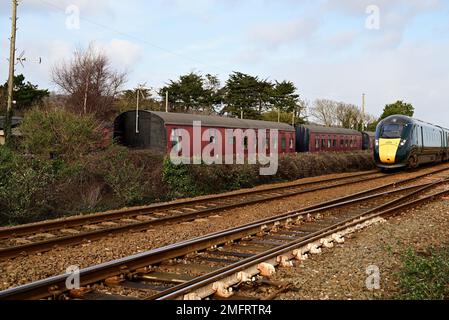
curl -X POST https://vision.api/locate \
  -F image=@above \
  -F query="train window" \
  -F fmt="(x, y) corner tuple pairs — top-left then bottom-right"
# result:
(209, 129), (216, 144)
(281, 137), (287, 150)
(322, 139), (326, 148)
(381, 124), (404, 138)
(289, 138), (294, 149)
(333, 139), (337, 147)
(244, 137), (248, 150)
(228, 136), (234, 145)
(315, 139), (320, 149)
(170, 129), (179, 148)
(328, 139), (332, 148)
(340, 139), (344, 147)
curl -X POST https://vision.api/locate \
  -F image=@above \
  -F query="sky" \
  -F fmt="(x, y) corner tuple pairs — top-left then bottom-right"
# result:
(1, 0), (449, 126)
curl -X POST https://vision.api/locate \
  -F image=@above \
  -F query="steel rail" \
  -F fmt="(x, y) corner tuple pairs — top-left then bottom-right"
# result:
(0, 172), (390, 260)
(155, 181), (449, 300)
(2, 165), (448, 260)
(0, 177), (445, 300)
(0, 170), (380, 240)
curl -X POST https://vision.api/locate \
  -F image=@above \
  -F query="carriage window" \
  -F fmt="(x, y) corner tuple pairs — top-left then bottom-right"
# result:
(328, 139), (332, 148)
(244, 137), (248, 150)
(381, 124), (404, 138)
(316, 139), (320, 149)
(289, 138), (294, 149)
(170, 129), (179, 147)
(333, 139), (337, 147)
(322, 139), (326, 148)
(281, 137), (287, 150)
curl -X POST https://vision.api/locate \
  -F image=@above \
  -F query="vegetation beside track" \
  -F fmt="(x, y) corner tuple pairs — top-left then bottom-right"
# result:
(396, 246), (449, 300)
(0, 109), (375, 226)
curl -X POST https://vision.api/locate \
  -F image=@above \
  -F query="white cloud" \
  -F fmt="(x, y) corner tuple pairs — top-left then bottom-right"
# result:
(248, 18), (320, 50)
(266, 40), (449, 127)
(98, 39), (143, 70)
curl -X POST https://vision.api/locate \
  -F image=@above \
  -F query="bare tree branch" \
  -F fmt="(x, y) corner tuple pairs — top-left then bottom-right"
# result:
(52, 43), (127, 120)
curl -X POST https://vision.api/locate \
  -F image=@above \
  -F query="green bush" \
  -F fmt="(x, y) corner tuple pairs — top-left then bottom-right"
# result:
(0, 147), (57, 225)
(20, 108), (104, 160)
(161, 151), (374, 199)
(99, 146), (147, 205)
(396, 247), (449, 300)
(162, 158), (200, 197)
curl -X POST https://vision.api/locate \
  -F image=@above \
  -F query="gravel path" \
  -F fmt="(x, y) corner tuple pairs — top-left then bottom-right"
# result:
(273, 194), (449, 300)
(1, 165), (448, 292)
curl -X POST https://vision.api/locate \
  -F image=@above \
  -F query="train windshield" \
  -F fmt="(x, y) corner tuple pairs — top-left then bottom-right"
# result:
(380, 124), (405, 139)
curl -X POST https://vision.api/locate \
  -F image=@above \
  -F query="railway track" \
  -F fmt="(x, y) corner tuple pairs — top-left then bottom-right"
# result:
(1, 169), (449, 300)
(0, 170), (390, 260)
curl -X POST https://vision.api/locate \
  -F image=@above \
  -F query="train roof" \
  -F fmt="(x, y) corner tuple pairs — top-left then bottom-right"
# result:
(0, 117), (23, 130)
(300, 124), (362, 135)
(381, 115), (449, 131)
(131, 111), (296, 131)
(363, 131), (376, 137)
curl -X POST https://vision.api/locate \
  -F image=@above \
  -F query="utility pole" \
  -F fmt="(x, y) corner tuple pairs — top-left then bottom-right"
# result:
(278, 107), (281, 123)
(83, 79), (89, 115)
(361, 93), (366, 131)
(165, 91), (169, 113)
(135, 84), (146, 134)
(5, 0), (18, 146)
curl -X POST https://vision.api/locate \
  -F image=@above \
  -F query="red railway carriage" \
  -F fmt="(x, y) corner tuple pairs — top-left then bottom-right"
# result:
(362, 131), (376, 150)
(114, 111), (296, 156)
(295, 124), (363, 153)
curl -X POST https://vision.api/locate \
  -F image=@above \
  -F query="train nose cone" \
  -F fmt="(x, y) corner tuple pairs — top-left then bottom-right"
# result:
(379, 139), (401, 164)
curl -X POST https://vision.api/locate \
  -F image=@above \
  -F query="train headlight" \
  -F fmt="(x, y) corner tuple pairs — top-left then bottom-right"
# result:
(400, 139), (407, 146)
(375, 139), (379, 147)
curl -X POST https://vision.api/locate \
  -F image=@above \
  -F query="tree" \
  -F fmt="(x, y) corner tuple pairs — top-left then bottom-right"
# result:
(0, 74), (49, 114)
(222, 72), (272, 120)
(159, 72), (221, 113)
(310, 99), (338, 126)
(335, 103), (361, 129)
(52, 44), (127, 121)
(380, 100), (414, 120)
(115, 87), (163, 114)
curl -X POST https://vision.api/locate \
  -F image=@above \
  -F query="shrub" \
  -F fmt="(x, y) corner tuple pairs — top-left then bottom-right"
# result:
(99, 146), (147, 205)
(20, 108), (104, 160)
(0, 147), (57, 225)
(162, 158), (200, 197)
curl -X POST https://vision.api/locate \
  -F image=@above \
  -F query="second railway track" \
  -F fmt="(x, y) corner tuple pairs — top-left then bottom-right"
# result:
(1, 165), (449, 260)
(2, 166), (449, 300)
(0, 170), (386, 260)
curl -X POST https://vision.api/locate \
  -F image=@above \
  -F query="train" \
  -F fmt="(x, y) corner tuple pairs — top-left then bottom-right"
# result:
(113, 110), (375, 156)
(374, 115), (449, 169)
